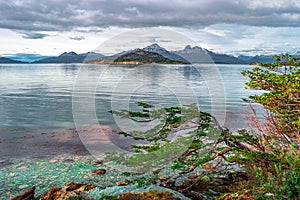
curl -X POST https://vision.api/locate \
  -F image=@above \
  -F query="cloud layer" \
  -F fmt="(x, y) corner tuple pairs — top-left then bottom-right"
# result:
(1, 0), (300, 56)
(1, 0), (300, 36)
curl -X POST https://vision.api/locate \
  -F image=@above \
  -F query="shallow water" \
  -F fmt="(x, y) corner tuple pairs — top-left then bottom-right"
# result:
(0, 63), (266, 199)
(0, 63), (263, 139)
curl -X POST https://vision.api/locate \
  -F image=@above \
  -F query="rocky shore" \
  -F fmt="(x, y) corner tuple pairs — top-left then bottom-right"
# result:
(1, 117), (250, 199)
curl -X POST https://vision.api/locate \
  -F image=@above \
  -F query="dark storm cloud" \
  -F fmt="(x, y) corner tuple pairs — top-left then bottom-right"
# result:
(1, 0), (300, 34)
(21, 32), (48, 39)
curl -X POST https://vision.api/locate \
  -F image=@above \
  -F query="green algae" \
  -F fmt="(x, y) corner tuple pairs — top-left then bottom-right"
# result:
(1, 156), (106, 199)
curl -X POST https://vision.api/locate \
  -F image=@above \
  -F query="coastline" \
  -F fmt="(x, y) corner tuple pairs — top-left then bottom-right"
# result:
(0, 124), (128, 199)
(0, 109), (261, 161)
(0, 127), (90, 161)
(0, 124), (133, 161)
(0, 110), (260, 199)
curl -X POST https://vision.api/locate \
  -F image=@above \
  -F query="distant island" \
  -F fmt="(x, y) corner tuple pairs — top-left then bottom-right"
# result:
(86, 50), (190, 65)
(0, 57), (26, 64)
(1, 43), (300, 64)
(85, 43), (245, 65)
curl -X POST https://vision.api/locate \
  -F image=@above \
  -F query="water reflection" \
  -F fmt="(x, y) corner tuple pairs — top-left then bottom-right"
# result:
(0, 64), (262, 138)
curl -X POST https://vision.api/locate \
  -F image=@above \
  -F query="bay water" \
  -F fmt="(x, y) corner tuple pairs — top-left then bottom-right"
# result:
(0, 63), (263, 139)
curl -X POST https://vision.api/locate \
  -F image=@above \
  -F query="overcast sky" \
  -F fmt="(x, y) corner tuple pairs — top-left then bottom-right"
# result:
(1, 0), (300, 56)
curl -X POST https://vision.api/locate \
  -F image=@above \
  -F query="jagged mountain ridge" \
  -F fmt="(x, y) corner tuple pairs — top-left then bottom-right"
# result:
(238, 55), (275, 63)
(33, 51), (104, 63)
(112, 50), (189, 64)
(1, 43), (299, 64)
(142, 43), (189, 63)
(113, 43), (189, 63)
(112, 43), (246, 64)
(173, 45), (247, 64)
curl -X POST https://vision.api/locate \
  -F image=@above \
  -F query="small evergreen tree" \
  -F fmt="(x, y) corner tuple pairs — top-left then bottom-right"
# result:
(242, 54), (300, 143)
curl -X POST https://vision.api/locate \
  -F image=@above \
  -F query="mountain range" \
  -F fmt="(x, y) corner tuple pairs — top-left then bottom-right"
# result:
(111, 50), (189, 65)
(0, 57), (25, 64)
(1, 44), (299, 64)
(173, 45), (245, 64)
(34, 51), (105, 63)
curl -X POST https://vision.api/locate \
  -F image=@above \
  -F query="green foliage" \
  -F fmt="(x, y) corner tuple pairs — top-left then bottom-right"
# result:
(242, 54), (300, 135)
(108, 102), (222, 173)
(137, 102), (153, 108)
(106, 134), (192, 172)
(110, 103), (208, 152)
(215, 130), (300, 199)
(251, 147), (300, 199)
(121, 172), (132, 177)
(236, 54), (300, 199)
(135, 176), (158, 188)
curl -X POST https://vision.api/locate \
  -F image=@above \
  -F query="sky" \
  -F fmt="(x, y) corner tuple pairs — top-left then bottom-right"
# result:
(1, 0), (300, 57)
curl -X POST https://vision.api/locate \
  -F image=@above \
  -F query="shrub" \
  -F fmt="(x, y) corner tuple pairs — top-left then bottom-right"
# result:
(239, 54), (300, 199)
(242, 54), (300, 144)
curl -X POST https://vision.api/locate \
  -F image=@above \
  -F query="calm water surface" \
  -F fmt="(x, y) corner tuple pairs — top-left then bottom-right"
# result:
(0, 64), (263, 139)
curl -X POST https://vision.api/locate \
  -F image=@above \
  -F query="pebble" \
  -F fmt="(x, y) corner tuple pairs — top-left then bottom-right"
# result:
(49, 159), (58, 163)
(116, 181), (128, 186)
(18, 184), (29, 190)
(92, 168), (106, 175)
(19, 166), (28, 171)
(159, 176), (167, 181)
(91, 160), (103, 165)
(265, 193), (274, 196)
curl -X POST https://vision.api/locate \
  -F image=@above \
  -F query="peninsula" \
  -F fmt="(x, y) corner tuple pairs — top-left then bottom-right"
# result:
(86, 50), (190, 65)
